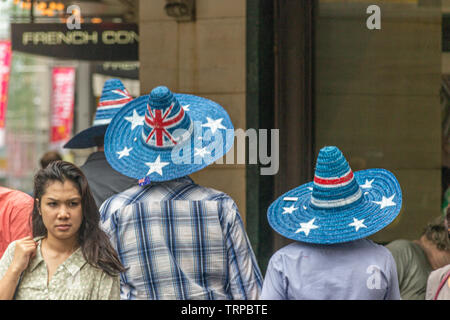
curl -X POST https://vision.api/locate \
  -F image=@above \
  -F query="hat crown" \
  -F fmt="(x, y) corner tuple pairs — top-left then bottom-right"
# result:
(100, 79), (126, 97)
(311, 146), (362, 210)
(141, 86), (192, 149)
(93, 78), (133, 127)
(148, 86), (176, 108)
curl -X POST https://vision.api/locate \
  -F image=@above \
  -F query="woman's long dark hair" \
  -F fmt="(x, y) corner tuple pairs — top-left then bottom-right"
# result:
(31, 160), (126, 276)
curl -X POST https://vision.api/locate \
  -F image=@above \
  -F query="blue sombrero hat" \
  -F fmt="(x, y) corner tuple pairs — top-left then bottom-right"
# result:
(267, 146), (402, 244)
(64, 79), (134, 149)
(104, 86), (234, 183)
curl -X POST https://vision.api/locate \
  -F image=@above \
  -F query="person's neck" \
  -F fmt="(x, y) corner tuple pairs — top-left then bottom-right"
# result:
(43, 234), (79, 257)
(414, 236), (450, 270)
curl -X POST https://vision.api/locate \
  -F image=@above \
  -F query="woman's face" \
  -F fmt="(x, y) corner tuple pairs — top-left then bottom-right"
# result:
(38, 179), (83, 242)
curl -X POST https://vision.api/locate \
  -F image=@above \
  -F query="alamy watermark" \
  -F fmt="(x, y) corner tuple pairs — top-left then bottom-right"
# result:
(366, 5), (381, 30)
(66, 5), (81, 30)
(165, 121), (279, 176)
(366, 265), (382, 290)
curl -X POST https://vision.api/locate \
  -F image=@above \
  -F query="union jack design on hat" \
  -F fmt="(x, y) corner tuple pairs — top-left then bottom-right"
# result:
(267, 146), (402, 244)
(104, 86), (234, 183)
(141, 90), (193, 149)
(64, 79), (134, 149)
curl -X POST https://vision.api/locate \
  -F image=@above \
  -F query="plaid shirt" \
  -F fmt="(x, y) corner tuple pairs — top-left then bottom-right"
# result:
(99, 177), (263, 300)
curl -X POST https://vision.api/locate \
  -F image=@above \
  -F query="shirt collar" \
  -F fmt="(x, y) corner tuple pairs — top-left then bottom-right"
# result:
(146, 175), (194, 186)
(176, 176), (194, 184)
(28, 237), (45, 272)
(28, 237), (87, 276)
(85, 151), (106, 162)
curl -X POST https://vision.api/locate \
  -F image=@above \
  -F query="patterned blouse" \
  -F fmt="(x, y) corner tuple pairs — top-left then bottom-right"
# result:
(0, 237), (120, 300)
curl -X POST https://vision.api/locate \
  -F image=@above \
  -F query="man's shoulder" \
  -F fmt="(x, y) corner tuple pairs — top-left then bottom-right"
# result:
(101, 181), (237, 215)
(100, 184), (143, 212)
(386, 239), (414, 249)
(385, 239), (418, 257)
(186, 183), (234, 201)
(0, 187), (33, 204)
(81, 152), (114, 173)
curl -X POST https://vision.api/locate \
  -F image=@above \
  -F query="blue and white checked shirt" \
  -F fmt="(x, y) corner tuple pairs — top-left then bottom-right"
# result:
(99, 176), (263, 300)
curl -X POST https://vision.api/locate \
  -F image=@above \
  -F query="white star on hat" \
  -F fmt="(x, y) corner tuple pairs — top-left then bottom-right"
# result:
(360, 179), (374, 189)
(194, 147), (210, 158)
(295, 218), (319, 236)
(282, 205), (298, 215)
(372, 194), (396, 209)
(202, 117), (226, 134)
(182, 104), (190, 111)
(349, 218), (367, 231)
(117, 146), (132, 159)
(125, 109), (145, 130)
(145, 155), (169, 176)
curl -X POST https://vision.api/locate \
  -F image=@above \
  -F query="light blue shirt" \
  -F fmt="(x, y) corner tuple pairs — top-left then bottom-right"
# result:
(260, 239), (400, 300)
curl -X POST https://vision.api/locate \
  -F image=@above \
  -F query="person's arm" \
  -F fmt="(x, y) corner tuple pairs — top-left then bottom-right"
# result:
(260, 253), (287, 300)
(383, 250), (401, 300)
(0, 237), (37, 300)
(220, 199), (263, 300)
(8, 198), (33, 242)
(385, 241), (405, 291)
(99, 204), (126, 299)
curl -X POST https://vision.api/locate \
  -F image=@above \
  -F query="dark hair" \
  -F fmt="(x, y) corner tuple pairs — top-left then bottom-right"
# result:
(93, 135), (105, 148)
(446, 206), (450, 234)
(422, 215), (450, 251)
(31, 160), (126, 276)
(40, 151), (63, 169)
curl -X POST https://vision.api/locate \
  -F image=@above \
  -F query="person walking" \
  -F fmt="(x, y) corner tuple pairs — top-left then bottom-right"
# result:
(260, 146), (402, 300)
(99, 85), (263, 300)
(386, 214), (450, 300)
(426, 208), (450, 300)
(0, 161), (125, 300)
(64, 79), (136, 208)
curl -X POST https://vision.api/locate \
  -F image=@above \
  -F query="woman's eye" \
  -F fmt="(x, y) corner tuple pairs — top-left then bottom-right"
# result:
(47, 202), (56, 207)
(70, 202), (79, 207)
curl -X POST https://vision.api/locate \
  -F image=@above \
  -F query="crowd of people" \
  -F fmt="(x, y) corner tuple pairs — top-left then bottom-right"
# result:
(0, 79), (449, 300)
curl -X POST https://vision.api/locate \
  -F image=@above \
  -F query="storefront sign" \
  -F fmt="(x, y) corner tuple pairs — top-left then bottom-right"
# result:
(0, 41), (11, 148)
(50, 67), (75, 149)
(94, 61), (139, 79)
(11, 23), (138, 61)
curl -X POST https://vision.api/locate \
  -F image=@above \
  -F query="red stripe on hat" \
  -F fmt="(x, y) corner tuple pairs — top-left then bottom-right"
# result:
(98, 97), (133, 107)
(314, 170), (354, 185)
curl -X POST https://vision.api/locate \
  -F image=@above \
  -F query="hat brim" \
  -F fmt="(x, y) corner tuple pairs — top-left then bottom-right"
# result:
(104, 93), (234, 181)
(267, 168), (402, 244)
(64, 125), (107, 149)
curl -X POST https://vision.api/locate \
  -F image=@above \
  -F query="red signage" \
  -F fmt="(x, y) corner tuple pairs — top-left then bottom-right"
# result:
(50, 67), (75, 148)
(0, 41), (11, 132)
